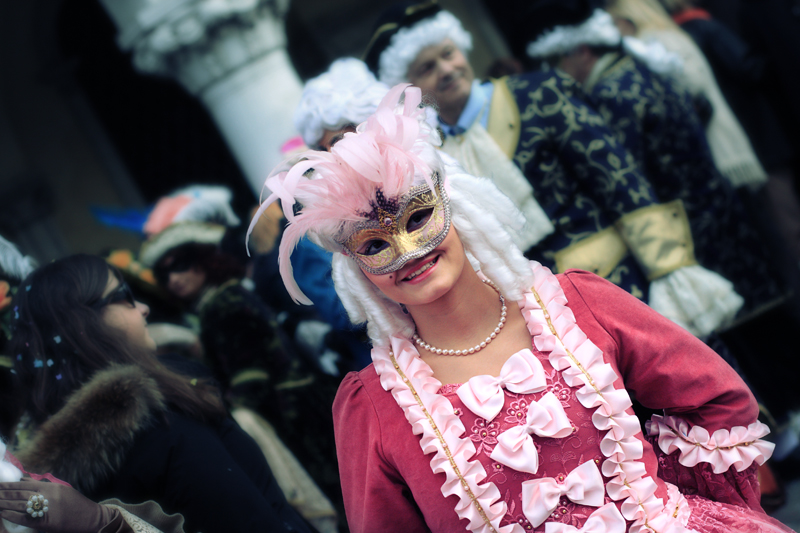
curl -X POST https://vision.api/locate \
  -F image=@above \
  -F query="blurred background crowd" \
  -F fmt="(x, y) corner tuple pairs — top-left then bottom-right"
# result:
(2, 0), (800, 531)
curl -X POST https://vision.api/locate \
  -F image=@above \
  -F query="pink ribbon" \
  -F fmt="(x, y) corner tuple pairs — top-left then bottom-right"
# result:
(456, 349), (547, 421)
(521, 460), (606, 527)
(544, 503), (626, 533)
(490, 392), (573, 474)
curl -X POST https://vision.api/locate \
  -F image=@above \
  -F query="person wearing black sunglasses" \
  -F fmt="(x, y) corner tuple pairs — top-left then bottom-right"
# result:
(88, 277), (158, 354)
(91, 279), (137, 309)
(9, 254), (317, 533)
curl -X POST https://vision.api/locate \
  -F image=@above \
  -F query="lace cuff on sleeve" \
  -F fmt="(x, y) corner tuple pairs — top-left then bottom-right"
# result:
(646, 414), (773, 474)
(645, 414), (773, 511)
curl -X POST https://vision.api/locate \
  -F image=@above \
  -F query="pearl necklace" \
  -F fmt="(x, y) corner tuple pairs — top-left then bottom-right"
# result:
(413, 278), (507, 356)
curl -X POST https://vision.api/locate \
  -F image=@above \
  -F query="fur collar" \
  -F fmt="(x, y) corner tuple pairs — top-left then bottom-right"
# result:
(17, 364), (166, 493)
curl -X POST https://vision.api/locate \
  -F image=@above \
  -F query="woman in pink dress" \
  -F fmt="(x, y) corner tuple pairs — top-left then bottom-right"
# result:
(250, 83), (795, 533)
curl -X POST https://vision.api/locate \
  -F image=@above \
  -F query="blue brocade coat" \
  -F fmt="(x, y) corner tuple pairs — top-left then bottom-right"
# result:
(583, 53), (782, 312)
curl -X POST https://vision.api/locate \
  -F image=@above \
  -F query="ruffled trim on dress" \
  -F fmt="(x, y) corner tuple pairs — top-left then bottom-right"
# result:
(372, 337), (519, 533)
(645, 415), (774, 475)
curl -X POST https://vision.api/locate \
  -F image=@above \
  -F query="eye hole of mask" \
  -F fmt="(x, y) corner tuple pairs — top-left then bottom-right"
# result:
(358, 239), (390, 256)
(407, 208), (433, 232)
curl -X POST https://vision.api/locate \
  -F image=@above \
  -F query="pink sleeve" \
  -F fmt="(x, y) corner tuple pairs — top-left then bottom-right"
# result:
(560, 270), (767, 510)
(332, 372), (428, 533)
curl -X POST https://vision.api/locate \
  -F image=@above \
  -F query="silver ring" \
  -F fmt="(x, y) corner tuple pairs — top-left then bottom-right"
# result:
(26, 494), (49, 518)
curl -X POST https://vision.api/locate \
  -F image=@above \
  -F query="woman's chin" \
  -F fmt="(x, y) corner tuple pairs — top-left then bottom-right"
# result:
(145, 335), (158, 353)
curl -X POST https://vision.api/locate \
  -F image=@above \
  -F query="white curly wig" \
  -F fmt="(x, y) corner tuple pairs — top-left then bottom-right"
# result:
(294, 58), (391, 147)
(526, 9), (622, 58)
(249, 84), (534, 346)
(378, 10), (473, 87)
(526, 8), (684, 78)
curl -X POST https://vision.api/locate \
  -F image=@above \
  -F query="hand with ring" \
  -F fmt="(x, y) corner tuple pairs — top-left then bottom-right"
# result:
(0, 480), (127, 533)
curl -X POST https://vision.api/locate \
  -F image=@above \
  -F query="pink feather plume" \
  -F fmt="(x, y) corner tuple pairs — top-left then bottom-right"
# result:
(246, 84), (436, 304)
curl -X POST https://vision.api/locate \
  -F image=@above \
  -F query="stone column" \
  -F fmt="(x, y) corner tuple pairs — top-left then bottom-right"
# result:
(100, 0), (301, 195)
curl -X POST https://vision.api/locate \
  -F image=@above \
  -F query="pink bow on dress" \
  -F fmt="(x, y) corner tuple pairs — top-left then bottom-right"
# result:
(544, 503), (627, 533)
(522, 460), (606, 527)
(490, 391), (573, 474)
(456, 349), (547, 421)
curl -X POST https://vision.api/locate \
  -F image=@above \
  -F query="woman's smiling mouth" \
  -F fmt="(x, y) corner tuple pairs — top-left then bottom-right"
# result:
(403, 256), (439, 282)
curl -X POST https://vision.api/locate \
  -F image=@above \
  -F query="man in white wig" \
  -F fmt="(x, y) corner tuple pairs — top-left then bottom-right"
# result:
(362, 0), (741, 337)
(524, 0), (781, 324)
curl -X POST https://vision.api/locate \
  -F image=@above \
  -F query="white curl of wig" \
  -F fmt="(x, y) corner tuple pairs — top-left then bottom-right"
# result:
(294, 58), (391, 147)
(0, 235), (35, 282)
(332, 157), (535, 346)
(378, 10), (472, 86)
(0, 441), (33, 533)
(526, 9), (622, 58)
